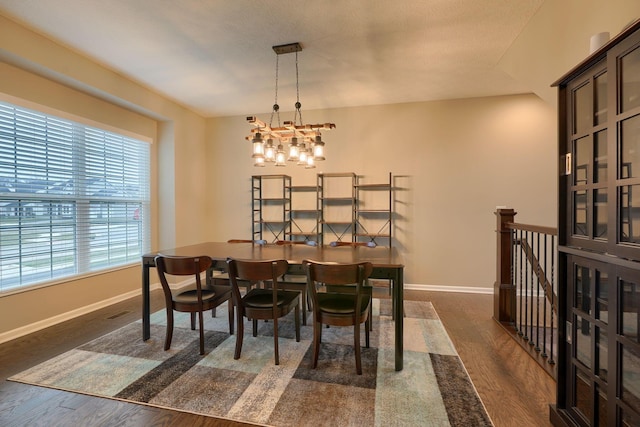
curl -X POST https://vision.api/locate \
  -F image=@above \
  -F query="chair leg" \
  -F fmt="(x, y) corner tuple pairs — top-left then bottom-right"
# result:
(198, 310), (205, 355)
(211, 307), (217, 318)
(354, 322), (362, 375)
(365, 317), (370, 348)
(312, 320), (321, 369)
(273, 317), (279, 365)
(252, 319), (258, 337)
(190, 312), (196, 330)
(234, 312), (244, 360)
(164, 308), (174, 351)
(227, 299), (234, 335)
(294, 304), (300, 342)
(300, 289), (307, 326)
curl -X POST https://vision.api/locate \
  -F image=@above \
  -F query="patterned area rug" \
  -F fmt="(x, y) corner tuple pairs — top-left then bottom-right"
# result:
(9, 299), (492, 426)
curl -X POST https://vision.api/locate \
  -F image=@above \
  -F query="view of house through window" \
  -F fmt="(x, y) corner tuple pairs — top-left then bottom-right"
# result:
(0, 100), (150, 293)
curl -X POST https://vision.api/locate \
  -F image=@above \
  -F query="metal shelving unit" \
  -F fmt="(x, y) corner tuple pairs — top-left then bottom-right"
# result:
(251, 172), (393, 247)
(288, 184), (319, 242)
(317, 172), (356, 245)
(355, 172), (392, 246)
(251, 174), (291, 243)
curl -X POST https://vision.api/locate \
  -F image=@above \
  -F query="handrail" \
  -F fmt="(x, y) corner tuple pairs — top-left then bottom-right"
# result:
(507, 222), (557, 235)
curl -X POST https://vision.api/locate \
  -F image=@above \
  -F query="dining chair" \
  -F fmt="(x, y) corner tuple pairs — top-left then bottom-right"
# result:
(226, 258), (301, 365)
(304, 259), (373, 375)
(329, 240), (395, 315)
(208, 238), (268, 300)
(155, 254), (233, 355)
(327, 241), (378, 327)
(274, 239), (318, 324)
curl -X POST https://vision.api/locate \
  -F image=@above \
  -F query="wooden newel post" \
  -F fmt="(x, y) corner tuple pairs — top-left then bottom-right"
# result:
(494, 207), (516, 323)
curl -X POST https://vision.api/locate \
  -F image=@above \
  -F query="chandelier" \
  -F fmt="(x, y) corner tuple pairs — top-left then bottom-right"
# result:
(246, 42), (335, 168)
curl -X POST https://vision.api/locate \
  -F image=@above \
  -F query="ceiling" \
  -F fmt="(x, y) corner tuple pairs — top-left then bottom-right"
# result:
(0, 0), (545, 118)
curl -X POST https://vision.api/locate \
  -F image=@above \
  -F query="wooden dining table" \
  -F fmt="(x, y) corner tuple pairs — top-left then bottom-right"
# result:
(141, 241), (405, 370)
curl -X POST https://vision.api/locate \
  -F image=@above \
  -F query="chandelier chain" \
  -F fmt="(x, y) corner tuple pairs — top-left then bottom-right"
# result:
(269, 54), (281, 128)
(294, 50), (303, 126)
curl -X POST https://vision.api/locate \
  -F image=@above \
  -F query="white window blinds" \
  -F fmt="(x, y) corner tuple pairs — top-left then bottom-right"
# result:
(0, 100), (150, 293)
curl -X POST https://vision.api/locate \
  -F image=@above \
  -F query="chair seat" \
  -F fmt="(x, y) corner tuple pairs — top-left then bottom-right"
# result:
(173, 288), (229, 304)
(244, 289), (300, 308)
(317, 293), (371, 315)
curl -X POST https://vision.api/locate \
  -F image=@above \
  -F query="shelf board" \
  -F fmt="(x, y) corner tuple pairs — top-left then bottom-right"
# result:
(252, 174), (290, 179)
(288, 185), (317, 191)
(319, 172), (356, 178)
(320, 197), (355, 201)
(357, 209), (390, 213)
(321, 221), (353, 225)
(290, 231), (316, 236)
(356, 184), (391, 189)
(254, 219), (288, 223)
(355, 233), (391, 238)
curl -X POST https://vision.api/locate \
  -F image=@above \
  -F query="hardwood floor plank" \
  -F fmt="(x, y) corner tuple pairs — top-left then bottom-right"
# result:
(1, 289), (555, 426)
(407, 290), (556, 427)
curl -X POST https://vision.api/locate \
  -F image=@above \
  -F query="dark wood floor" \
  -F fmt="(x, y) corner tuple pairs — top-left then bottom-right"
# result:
(0, 288), (555, 426)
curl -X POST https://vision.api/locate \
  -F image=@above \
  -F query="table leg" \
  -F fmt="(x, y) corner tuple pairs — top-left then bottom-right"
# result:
(395, 267), (404, 371)
(142, 262), (150, 341)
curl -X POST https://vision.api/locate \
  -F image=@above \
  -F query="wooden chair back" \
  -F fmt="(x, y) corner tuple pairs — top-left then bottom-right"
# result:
(156, 255), (212, 294)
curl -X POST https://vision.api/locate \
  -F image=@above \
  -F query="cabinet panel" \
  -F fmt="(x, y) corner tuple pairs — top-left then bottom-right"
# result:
(556, 24), (640, 425)
(621, 45), (640, 113)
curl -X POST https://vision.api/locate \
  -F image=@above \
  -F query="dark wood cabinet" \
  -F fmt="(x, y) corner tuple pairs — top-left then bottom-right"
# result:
(552, 19), (640, 427)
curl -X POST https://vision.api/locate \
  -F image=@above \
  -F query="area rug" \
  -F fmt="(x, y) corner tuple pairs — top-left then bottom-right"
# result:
(9, 299), (493, 426)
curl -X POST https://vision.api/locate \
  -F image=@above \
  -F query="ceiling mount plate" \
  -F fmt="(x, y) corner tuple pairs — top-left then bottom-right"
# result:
(272, 42), (302, 55)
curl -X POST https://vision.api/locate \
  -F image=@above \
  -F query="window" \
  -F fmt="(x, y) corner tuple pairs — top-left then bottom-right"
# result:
(0, 100), (150, 293)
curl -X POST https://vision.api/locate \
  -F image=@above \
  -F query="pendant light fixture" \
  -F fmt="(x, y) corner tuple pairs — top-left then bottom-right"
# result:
(246, 42), (335, 167)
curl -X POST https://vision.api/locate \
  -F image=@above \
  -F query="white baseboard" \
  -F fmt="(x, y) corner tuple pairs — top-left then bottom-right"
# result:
(405, 283), (493, 294)
(0, 283), (161, 345)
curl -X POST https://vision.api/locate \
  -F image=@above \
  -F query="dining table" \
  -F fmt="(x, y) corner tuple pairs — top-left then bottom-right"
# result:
(141, 241), (405, 371)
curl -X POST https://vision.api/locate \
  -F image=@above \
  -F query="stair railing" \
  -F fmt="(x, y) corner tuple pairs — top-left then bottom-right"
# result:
(494, 208), (558, 379)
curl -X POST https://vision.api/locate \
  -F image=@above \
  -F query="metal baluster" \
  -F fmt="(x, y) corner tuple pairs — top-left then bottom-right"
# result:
(529, 230), (534, 346)
(549, 234), (555, 365)
(542, 233), (548, 359)
(511, 228), (517, 328)
(535, 231), (541, 352)
(518, 229), (524, 336)
(523, 230), (529, 341)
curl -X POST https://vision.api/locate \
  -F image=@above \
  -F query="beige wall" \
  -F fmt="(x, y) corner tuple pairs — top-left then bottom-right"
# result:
(0, 14), (209, 338)
(0, 3), (638, 338)
(499, 0), (640, 106)
(207, 95), (557, 286)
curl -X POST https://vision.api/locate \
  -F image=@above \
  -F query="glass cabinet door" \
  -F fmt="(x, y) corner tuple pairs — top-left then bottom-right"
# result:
(617, 44), (640, 250)
(567, 64), (608, 250)
(558, 24), (640, 427)
(567, 256), (610, 426)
